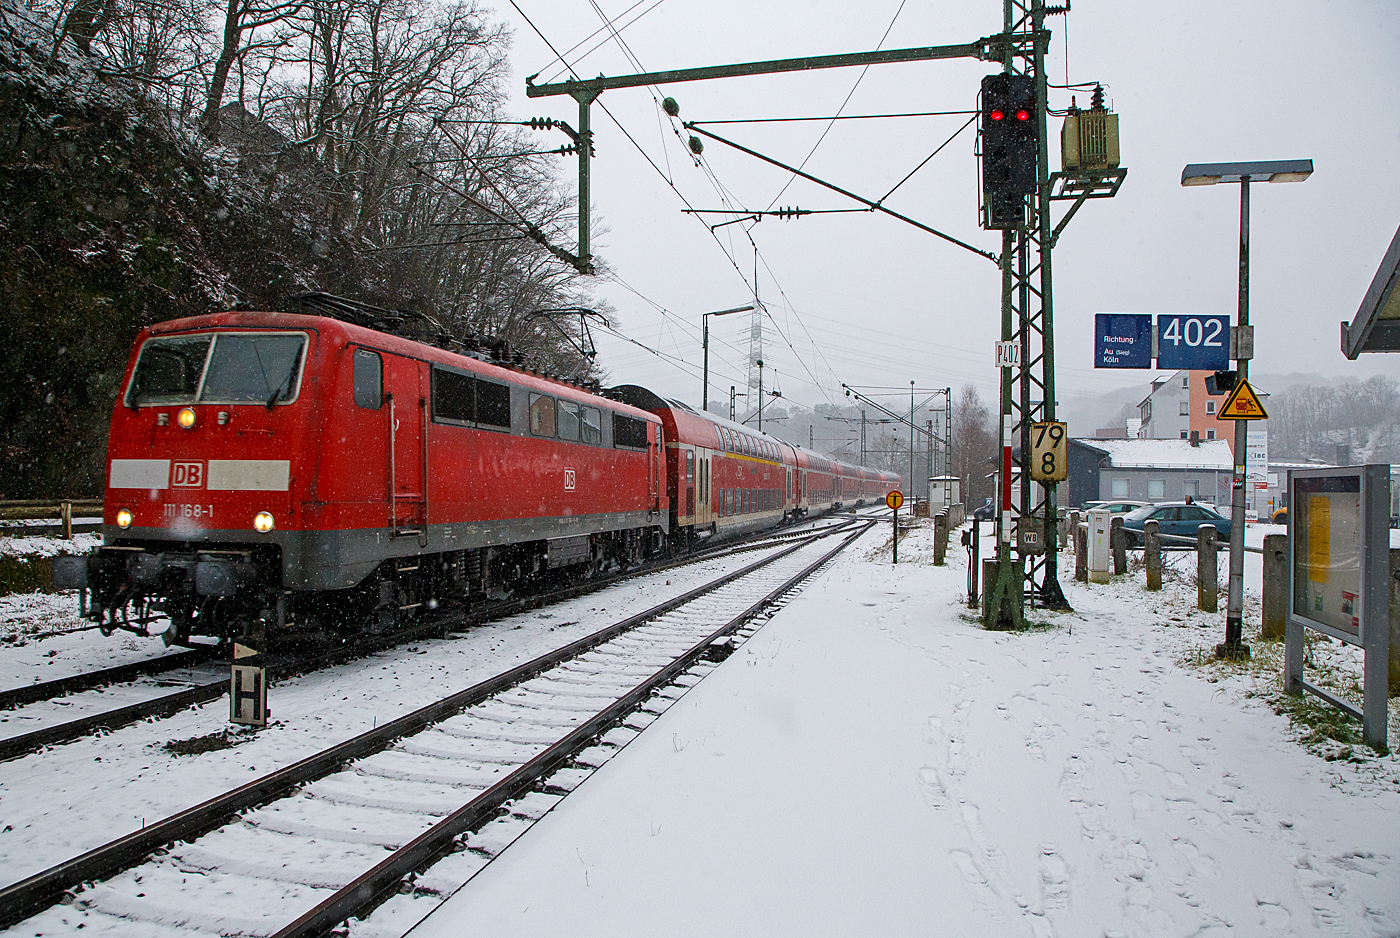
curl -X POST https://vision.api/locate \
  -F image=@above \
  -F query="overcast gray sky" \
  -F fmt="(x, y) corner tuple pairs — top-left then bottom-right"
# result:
(491, 0), (1399, 415)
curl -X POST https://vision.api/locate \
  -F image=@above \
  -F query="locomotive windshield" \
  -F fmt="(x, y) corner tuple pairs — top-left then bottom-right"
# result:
(127, 332), (306, 406)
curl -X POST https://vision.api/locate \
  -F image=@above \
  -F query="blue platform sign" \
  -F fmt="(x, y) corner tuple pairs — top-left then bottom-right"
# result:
(1095, 313), (1153, 368)
(1156, 314), (1230, 370)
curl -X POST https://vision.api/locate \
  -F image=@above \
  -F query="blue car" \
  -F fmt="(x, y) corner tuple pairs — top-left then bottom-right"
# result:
(1120, 501), (1231, 546)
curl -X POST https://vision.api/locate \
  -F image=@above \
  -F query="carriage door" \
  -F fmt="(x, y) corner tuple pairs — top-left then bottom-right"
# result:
(649, 427), (662, 515)
(684, 449), (695, 519)
(785, 467), (792, 512)
(384, 355), (426, 537)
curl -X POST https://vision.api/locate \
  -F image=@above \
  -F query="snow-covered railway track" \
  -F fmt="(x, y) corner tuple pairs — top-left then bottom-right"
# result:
(0, 521), (872, 936)
(0, 517), (854, 763)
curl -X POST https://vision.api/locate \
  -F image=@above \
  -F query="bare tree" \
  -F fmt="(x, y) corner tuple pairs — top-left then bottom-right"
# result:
(952, 383), (996, 506)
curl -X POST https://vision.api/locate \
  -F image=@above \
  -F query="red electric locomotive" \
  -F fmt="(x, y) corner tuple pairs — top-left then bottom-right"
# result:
(55, 309), (669, 643)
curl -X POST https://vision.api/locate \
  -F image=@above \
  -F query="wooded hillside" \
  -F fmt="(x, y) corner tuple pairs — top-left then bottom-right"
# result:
(0, 0), (603, 498)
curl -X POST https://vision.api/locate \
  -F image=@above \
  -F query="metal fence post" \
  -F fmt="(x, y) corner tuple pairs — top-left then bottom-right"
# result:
(1144, 520), (1161, 591)
(1111, 516), (1126, 575)
(1198, 525), (1217, 613)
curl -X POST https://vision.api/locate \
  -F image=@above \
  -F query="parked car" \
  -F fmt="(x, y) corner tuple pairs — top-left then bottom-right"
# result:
(972, 498), (997, 522)
(1083, 499), (1150, 515)
(1120, 501), (1231, 546)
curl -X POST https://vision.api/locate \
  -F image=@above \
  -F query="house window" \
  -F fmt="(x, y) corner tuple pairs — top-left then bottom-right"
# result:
(1179, 401), (1190, 415)
(1111, 478), (1129, 498)
(1181, 430), (1189, 439)
(1148, 479), (1165, 500)
(1207, 429), (1216, 440)
(1183, 479), (1200, 499)
(1182, 376), (1189, 388)
(1206, 400), (1216, 414)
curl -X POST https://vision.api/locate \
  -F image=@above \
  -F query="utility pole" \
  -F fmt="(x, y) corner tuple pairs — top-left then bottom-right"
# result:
(861, 410), (867, 465)
(729, 386), (736, 422)
(909, 380), (916, 493)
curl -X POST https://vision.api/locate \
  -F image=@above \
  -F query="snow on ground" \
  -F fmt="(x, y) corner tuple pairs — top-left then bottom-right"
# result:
(0, 540), (801, 890)
(405, 520), (1400, 938)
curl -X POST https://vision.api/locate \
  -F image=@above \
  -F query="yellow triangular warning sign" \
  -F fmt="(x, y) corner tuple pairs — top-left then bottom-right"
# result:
(1218, 379), (1268, 420)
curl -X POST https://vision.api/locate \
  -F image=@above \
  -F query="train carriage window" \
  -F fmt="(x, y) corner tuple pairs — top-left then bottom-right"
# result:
(529, 394), (556, 437)
(685, 450), (694, 482)
(129, 334), (212, 405)
(477, 381), (510, 429)
(580, 406), (602, 445)
(613, 413), (648, 449)
(431, 366), (473, 422)
(354, 350), (382, 409)
(201, 333), (305, 404)
(557, 400), (581, 441)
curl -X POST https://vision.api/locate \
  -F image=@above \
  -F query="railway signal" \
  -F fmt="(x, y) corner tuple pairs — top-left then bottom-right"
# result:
(981, 73), (1037, 230)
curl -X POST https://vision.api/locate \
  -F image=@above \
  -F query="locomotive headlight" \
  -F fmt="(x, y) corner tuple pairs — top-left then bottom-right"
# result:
(177, 407), (197, 429)
(115, 509), (133, 528)
(253, 511), (275, 533)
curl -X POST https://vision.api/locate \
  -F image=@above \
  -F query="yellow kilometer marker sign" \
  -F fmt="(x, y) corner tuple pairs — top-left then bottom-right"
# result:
(1217, 379), (1269, 420)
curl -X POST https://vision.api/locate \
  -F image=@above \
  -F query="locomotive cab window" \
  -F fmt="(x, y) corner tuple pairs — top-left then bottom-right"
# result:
(556, 400), (581, 441)
(613, 413), (648, 450)
(529, 394), (556, 437)
(127, 331), (306, 406)
(354, 349), (382, 409)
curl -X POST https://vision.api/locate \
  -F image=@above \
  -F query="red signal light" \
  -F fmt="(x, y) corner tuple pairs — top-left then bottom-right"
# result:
(1015, 109), (1031, 121)
(989, 108), (1005, 121)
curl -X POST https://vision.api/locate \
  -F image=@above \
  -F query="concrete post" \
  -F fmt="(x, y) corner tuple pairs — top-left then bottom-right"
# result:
(933, 512), (948, 566)
(1075, 523), (1087, 582)
(982, 558), (999, 620)
(1069, 511), (1080, 549)
(1111, 516), (1127, 575)
(1144, 520), (1161, 591)
(1261, 533), (1287, 641)
(1057, 509), (1069, 548)
(1197, 525), (1217, 614)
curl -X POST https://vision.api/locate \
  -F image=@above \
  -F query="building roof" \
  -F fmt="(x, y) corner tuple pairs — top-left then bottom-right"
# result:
(1073, 438), (1234, 471)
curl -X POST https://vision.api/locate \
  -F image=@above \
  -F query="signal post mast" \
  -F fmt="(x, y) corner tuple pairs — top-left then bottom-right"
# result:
(982, 0), (1125, 628)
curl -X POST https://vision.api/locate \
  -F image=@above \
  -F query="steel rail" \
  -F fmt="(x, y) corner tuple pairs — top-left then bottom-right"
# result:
(0, 517), (853, 761)
(273, 521), (873, 938)
(0, 645), (221, 711)
(0, 525), (852, 930)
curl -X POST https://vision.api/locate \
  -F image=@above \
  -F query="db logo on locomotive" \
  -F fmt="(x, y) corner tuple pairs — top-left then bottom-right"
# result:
(173, 461), (205, 487)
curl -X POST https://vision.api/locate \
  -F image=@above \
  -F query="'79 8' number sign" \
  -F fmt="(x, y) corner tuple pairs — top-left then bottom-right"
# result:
(1030, 421), (1067, 483)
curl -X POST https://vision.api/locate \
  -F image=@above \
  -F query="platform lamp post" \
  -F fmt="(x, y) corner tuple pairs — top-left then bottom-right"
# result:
(702, 305), (753, 413)
(1181, 158), (1312, 659)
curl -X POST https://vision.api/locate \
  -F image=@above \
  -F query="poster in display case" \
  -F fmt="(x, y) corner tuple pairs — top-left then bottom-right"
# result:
(1284, 464), (1391, 749)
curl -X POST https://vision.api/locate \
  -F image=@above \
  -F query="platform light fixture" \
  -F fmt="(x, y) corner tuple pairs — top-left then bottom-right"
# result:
(702, 304), (753, 413)
(1181, 157), (1313, 661)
